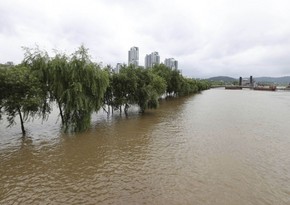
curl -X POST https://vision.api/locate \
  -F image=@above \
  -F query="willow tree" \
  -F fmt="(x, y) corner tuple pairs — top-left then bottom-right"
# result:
(196, 79), (211, 91)
(48, 53), (70, 124)
(178, 77), (198, 96)
(0, 66), (42, 135)
(111, 65), (138, 114)
(152, 64), (172, 96)
(103, 66), (115, 115)
(134, 67), (166, 113)
(60, 46), (109, 131)
(21, 47), (51, 119)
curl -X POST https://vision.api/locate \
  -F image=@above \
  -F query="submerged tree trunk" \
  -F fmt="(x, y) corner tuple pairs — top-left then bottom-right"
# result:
(102, 106), (109, 115)
(107, 105), (110, 116)
(124, 103), (129, 116)
(56, 99), (64, 124)
(17, 107), (26, 136)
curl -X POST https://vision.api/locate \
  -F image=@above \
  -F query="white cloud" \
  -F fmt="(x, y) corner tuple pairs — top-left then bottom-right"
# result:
(1, 0), (290, 77)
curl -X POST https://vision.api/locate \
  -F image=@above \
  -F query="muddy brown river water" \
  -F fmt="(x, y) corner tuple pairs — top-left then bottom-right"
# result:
(0, 88), (290, 204)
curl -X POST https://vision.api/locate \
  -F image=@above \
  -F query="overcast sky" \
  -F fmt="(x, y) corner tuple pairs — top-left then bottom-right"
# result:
(1, 0), (290, 78)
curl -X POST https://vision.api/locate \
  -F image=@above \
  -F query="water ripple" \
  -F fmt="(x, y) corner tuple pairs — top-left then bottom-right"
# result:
(1, 90), (290, 204)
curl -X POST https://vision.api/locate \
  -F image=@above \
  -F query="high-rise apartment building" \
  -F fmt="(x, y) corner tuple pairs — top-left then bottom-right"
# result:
(128, 47), (139, 66)
(145, 51), (160, 68)
(164, 58), (178, 69)
(114, 63), (122, 73)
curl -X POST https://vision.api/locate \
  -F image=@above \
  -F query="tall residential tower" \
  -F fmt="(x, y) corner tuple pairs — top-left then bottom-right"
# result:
(164, 58), (178, 69)
(145, 51), (160, 68)
(128, 46), (139, 66)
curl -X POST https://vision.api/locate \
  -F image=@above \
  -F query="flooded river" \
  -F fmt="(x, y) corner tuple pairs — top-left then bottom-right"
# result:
(0, 88), (290, 204)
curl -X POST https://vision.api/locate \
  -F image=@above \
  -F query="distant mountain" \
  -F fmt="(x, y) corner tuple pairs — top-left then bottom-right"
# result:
(254, 76), (290, 85)
(207, 76), (237, 82)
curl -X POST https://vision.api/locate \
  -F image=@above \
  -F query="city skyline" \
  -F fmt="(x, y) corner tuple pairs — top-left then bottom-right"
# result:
(114, 46), (178, 71)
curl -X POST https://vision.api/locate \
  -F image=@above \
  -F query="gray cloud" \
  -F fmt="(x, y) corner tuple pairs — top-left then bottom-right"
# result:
(1, 0), (290, 78)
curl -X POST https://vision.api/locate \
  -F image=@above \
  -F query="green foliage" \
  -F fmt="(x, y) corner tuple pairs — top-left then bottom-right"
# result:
(152, 64), (210, 97)
(0, 66), (42, 135)
(169, 69), (183, 96)
(178, 78), (197, 96)
(195, 79), (211, 91)
(1, 45), (211, 135)
(108, 65), (167, 113)
(22, 47), (51, 119)
(18, 45), (109, 132)
(105, 64), (210, 113)
(134, 67), (166, 112)
(152, 64), (173, 95)
(112, 65), (138, 108)
(50, 46), (109, 132)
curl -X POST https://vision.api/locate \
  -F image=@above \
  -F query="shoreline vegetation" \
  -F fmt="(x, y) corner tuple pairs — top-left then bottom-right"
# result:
(0, 45), (210, 135)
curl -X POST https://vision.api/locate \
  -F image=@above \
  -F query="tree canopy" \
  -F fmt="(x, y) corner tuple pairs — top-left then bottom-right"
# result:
(0, 46), (210, 134)
(0, 65), (43, 135)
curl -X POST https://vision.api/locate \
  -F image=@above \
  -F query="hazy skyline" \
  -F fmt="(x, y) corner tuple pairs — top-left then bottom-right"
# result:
(1, 0), (290, 78)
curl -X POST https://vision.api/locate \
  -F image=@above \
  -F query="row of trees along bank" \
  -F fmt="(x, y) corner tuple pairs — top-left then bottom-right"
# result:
(0, 46), (211, 135)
